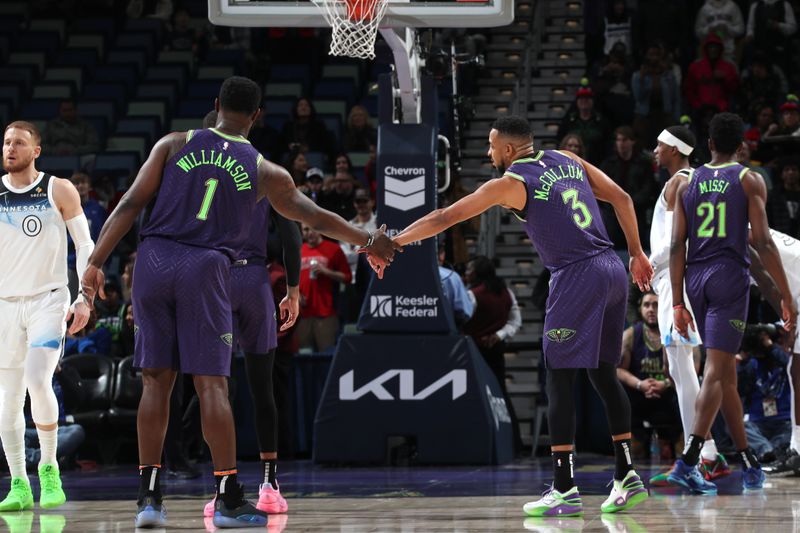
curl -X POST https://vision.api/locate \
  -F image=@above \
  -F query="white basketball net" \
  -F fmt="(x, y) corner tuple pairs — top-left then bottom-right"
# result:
(311, 0), (390, 59)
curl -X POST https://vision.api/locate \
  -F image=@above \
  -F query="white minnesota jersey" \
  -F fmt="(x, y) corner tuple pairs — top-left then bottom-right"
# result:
(0, 173), (68, 297)
(770, 228), (800, 296)
(650, 168), (692, 279)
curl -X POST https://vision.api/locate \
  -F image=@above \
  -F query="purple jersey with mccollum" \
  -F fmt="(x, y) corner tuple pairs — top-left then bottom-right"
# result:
(684, 162), (750, 268)
(141, 128), (261, 259)
(236, 199), (270, 261)
(505, 150), (613, 271)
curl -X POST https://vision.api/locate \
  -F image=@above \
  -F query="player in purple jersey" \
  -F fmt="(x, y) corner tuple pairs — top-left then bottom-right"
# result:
(669, 112), (798, 494)
(200, 110), (301, 518)
(388, 116), (653, 517)
(79, 77), (399, 529)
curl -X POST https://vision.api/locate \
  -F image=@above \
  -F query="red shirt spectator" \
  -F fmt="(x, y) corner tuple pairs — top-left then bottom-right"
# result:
(685, 33), (739, 112)
(299, 227), (351, 319)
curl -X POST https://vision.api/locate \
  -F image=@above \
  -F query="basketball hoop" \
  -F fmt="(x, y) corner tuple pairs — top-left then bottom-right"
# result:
(311, 0), (390, 59)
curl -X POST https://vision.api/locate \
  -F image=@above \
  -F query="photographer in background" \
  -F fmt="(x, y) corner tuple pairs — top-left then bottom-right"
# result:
(737, 323), (793, 463)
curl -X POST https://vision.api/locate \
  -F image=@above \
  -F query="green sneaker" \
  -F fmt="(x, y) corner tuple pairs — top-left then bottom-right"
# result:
(600, 470), (649, 513)
(38, 464), (66, 509)
(0, 478), (34, 511)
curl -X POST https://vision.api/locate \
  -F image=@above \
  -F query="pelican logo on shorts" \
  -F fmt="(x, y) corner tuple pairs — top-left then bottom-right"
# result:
(729, 319), (746, 333)
(220, 333), (233, 346)
(370, 295), (393, 317)
(22, 215), (42, 237)
(546, 328), (577, 343)
(384, 166), (426, 211)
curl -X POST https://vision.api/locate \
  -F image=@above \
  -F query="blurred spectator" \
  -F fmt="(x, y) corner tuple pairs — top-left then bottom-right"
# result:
(559, 133), (585, 158)
(694, 0), (745, 61)
(340, 188), (376, 282)
(591, 42), (635, 128)
(557, 84), (611, 165)
(297, 224), (351, 352)
(438, 243), (473, 329)
(463, 256), (522, 451)
(116, 303), (136, 358)
(737, 52), (788, 115)
(744, 103), (778, 163)
(617, 291), (681, 459)
(632, 42), (680, 148)
(632, 0), (691, 67)
(94, 280), (122, 320)
(600, 126), (657, 249)
(768, 157), (800, 237)
(121, 256), (135, 302)
(302, 167), (325, 204)
(164, 7), (207, 56)
(745, 0), (797, 72)
(685, 33), (739, 114)
(126, 0), (173, 19)
(42, 99), (99, 156)
(320, 171), (357, 221)
(364, 143), (378, 199)
(736, 142), (773, 191)
(284, 148), (309, 186)
(248, 111), (280, 160)
(279, 97), (334, 159)
(738, 325), (792, 462)
(64, 312), (112, 355)
(602, 0), (632, 57)
(761, 96), (800, 160)
(342, 105), (377, 152)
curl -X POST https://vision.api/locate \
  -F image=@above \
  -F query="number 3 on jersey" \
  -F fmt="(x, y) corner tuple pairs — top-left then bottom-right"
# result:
(561, 188), (592, 229)
(196, 178), (219, 221)
(696, 201), (727, 238)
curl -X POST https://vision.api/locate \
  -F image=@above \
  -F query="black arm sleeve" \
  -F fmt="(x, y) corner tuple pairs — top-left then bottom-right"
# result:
(273, 210), (302, 287)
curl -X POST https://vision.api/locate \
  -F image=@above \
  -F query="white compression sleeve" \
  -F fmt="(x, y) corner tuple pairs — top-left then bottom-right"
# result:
(65, 213), (95, 291)
(0, 368), (29, 481)
(649, 211), (673, 271)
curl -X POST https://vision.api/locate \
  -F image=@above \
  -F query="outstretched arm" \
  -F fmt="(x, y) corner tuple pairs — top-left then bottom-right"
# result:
(81, 132), (182, 305)
(260, 159), (399, 263)
(394, 176), (525, 247)
(273, 209), (302, 330)
(745, 170), (797, 332)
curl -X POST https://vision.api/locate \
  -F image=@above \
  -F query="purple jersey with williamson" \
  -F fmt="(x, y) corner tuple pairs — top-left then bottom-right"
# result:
(141, 128), (261, 259)
(683, 162), (750, 268)
(237, 199), (270, 261)
(505, 150), (613, 271)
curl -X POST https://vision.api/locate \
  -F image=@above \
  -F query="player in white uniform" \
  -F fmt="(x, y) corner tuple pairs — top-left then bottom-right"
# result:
(648, 126), (731, 485)
(749, 228), (800, 475)
(0, 121), (93, 510)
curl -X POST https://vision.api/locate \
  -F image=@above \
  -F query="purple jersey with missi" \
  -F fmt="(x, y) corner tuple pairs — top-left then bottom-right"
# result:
(684, 162), (750, 268)
(140, 128), (262, 259)
(504, 150), (613, 271)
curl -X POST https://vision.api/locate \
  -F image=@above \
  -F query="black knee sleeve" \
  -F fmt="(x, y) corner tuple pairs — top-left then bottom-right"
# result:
(586, 361), (631, 436)
(244, 351), (278, 453)
(546, 367), (578, 446)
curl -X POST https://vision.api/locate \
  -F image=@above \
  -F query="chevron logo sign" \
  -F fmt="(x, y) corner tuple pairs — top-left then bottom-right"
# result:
(384, 166), (426, 211)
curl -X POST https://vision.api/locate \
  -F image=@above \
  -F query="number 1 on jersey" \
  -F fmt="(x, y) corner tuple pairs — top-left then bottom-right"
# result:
(561, 188), (592, 229)
(196, 178), (218, 221)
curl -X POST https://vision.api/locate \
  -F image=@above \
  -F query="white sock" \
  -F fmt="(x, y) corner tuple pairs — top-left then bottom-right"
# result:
(665, 344), (701, 447)
(37, 427), (58, 467)
(0, 420), (28, 482)
(792, 426), (800, 453)
(700, 437), (719, 461)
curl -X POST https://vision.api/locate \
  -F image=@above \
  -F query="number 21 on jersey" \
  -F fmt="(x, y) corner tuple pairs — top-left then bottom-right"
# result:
(696, 201), (726, 238)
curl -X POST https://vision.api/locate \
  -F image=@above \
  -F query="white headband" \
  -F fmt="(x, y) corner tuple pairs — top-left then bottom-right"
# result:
(658, 130), (694, 156)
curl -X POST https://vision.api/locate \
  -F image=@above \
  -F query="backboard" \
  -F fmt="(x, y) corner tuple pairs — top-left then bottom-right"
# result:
(207, 0), (514, 28)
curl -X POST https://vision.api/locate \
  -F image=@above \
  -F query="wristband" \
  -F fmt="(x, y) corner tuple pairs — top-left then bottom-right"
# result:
(664, 378), (672, 388)
(636, 380), (642, 391)
(673, 303), (685, 310)
(364, 230), (375, 248)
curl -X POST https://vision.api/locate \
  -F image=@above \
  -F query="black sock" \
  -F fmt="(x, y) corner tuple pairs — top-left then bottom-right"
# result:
(138, 465), (162, 505)
(613, 439), (633, 481)
(552, 451), (574, 493)
(739, 448), (761, 469)
(682, 434), (705, 467)
(215, 469), (243, 508)
(263, 460), (278, 490)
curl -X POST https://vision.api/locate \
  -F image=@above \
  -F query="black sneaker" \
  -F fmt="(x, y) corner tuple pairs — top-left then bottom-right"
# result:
(764, 449), (800, 477)
(212, 487), (268, 529)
